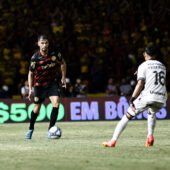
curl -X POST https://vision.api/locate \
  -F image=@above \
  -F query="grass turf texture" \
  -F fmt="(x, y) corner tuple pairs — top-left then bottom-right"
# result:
(0, 120), (170, 170)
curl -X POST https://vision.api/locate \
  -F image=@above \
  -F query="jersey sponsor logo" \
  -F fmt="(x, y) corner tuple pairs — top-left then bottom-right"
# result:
(150, 91), (166, 96)
(41, 63), (56, 69)
(147, 62), (166, 70)
(148, 66), (165, 70)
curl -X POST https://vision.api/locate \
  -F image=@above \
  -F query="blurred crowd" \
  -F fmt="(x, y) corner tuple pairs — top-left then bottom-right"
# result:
(0, 0), (169, 98)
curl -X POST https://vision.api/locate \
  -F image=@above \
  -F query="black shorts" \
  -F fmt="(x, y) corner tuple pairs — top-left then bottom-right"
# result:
(34, 83), (60, 104)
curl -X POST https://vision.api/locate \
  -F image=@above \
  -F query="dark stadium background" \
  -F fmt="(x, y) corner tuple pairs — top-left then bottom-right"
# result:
(0, 0), (169, 98)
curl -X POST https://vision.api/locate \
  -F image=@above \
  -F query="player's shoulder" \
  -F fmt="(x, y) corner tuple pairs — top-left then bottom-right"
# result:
(139, 59), (166, 70)
(30, 51), (39, 61)
(138, 61), (146, 69)
(155, 60), (166, 68)
(50, 50), (63, 62)
(147, 59), (166, 68)
(139, 59), (159, 67)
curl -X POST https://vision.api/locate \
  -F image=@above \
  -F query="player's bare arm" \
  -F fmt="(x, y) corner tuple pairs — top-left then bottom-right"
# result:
(134, 71), (137, 75)
(130, 79), (144, 111)
(28, 70), (34, 101)
(61, 59), (66, 88)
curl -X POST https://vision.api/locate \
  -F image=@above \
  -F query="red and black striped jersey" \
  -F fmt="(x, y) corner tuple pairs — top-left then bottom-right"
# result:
(29, 51), (63, 86)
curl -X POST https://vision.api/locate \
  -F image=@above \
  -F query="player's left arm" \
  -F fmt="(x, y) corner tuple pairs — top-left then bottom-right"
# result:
(61, 59), (66, 88)
(130, 79), (144, 111)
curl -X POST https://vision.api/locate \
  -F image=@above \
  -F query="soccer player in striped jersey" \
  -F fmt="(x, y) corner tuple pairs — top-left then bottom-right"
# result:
(103, 46), (167, 147)
(26, 34), (66, 139)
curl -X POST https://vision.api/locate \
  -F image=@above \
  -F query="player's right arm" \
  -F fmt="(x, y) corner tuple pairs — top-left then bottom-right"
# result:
(130, 79), (144, 112)
(131, 79), (144, 98)
(28, 53), (37, 101)
(28, 71), (34, 101)
(129, 63), (145, 111)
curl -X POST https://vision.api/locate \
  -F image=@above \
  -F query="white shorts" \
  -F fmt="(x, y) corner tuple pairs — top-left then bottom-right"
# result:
(127, 96), (164, 117)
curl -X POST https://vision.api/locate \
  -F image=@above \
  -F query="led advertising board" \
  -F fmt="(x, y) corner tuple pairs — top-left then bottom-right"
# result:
(0, 96), (169, 123)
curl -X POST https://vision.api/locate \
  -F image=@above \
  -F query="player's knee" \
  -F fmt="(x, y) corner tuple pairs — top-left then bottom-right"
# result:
(126, 113), (133, 120)
(50, 96), (60, 108)
(33, 104), (41, 114)
(148, 108), (152, 115)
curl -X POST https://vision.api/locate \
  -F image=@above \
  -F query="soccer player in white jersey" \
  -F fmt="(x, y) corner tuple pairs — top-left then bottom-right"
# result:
(103, 46), (167, 147)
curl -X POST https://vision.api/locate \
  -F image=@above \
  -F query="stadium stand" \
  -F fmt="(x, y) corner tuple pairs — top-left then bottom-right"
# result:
(0, 0), (169, 97)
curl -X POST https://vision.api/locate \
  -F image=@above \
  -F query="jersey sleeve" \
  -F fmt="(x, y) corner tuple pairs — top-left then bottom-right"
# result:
(57, 52), (63, 62)
(137, 63), (146, 81)
(29, 55), (37, 72)
(51, 51), (63, 62)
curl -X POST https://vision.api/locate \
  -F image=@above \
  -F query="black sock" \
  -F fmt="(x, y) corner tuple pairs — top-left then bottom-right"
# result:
(29, 111), (38, 130)
(49, 107), (59, 129)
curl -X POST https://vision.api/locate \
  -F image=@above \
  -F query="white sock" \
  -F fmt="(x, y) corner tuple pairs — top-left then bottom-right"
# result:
(112, 115), (129, 141)
(147, 114), (156, 136)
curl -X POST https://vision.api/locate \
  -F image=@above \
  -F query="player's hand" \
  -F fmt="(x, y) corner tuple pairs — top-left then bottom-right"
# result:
(61, 78), (66, 88)
(129, 97), (136, 112)
(134, 71), (137, 75)
(130, 103), (136, 112)
(28, 89), (33, 101)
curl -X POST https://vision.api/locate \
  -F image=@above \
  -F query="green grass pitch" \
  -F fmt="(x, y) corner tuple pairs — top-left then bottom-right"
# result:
(0, 120), (170, 170)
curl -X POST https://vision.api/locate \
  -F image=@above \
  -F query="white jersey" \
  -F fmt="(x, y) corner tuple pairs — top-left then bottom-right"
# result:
(137, 59), (167, 104)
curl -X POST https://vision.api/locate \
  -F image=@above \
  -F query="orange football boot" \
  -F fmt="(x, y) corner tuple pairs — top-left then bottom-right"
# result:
(145, 134), (154, 147)
(102, 140), (117, 147)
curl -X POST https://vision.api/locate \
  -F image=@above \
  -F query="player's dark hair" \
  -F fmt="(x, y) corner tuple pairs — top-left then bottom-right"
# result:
(38, 34), (48, 41)
(145, 46), (157, 56)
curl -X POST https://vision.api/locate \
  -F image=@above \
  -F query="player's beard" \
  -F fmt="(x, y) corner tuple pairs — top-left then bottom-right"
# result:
(42, 47), (48, 53)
